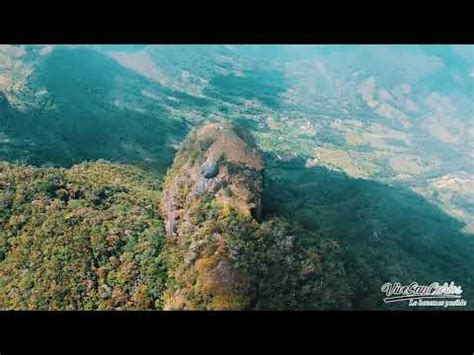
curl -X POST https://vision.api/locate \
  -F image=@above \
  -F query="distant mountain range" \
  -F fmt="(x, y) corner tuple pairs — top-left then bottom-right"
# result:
(2, 44), (471, 232)
(0, 45), (473, 310)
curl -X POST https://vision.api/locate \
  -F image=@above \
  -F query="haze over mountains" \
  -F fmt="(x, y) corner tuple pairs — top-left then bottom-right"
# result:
(1, 44), (472, 232)
(0, 45), (473, 309)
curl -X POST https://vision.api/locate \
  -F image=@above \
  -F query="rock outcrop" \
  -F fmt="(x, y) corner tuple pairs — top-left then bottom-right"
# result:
(161, 122), (264, 238)
(160, 122), (264, 310)
(159, 122), (349, 310)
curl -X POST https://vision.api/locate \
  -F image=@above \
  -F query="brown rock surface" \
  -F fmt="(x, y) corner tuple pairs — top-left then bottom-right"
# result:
(160, 122), (263, 310)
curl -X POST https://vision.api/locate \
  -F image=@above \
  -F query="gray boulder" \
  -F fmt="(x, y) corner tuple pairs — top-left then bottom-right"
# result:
(201, 160), (219, 179)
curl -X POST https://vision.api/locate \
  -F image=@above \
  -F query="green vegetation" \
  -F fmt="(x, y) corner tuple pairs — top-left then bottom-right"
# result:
(263, 156), (474, 309)
(0, 161), (167, 310)
(1, 47), (189, 175)
(161, 191), (353, 310)
(1, 130), (473, 310)
(230, 217), (353, 310)
(205, 69), (286, 109)
(0, 150), (352, 310)
(1, 45), (473, 310)
(158, 122), (353, 310)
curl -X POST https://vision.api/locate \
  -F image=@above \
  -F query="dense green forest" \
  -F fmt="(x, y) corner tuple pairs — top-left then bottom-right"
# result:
(0, 158), (352, 310)
(1, 44), (473, 310)
(2, 128), (472, 309)
(0, 161), (167, 309)
(263, 155), (474, 309)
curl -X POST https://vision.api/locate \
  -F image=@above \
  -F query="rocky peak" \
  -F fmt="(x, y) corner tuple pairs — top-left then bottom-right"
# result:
(160, 122), (264, 309)
(161, 122), (264, 237)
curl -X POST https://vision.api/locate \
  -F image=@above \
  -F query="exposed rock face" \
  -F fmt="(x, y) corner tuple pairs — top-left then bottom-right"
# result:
(200, 160), (219, 179)
(160, 123), (349, 310)
(162, 122), (264, 238)
(160, 122), (264, 310)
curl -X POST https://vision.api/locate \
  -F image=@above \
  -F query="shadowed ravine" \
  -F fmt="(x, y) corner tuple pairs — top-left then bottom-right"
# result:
(262, 154), (474, 309)
(1, 121), (472, 310)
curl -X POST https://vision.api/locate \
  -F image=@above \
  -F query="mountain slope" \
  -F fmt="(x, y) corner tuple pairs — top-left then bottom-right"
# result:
(0, 125), (353, 310)
(160, 122), (352, 310)
(1, 46), (191, 174)
(1, 45), (473, 310)
(0, 161), (167, 310)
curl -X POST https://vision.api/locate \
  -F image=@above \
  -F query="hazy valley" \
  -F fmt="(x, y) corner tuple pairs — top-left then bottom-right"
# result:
(0, 44), (473, 309)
